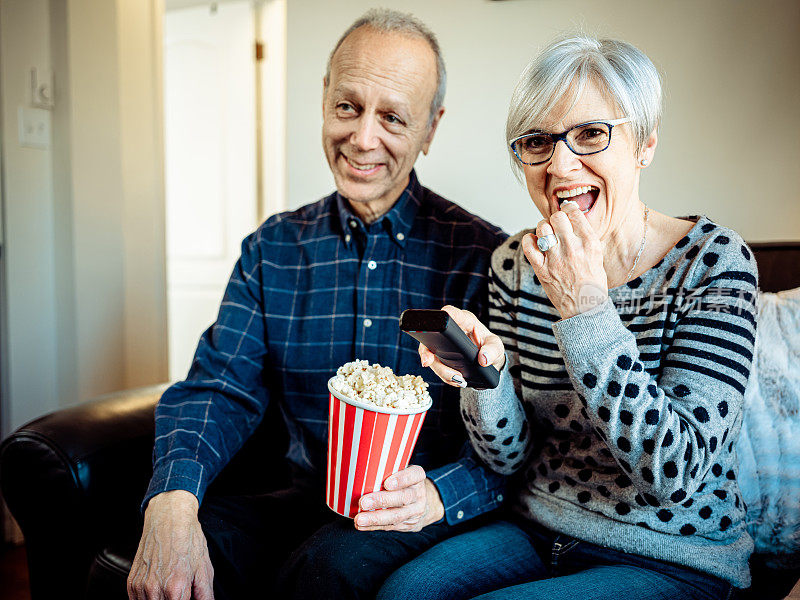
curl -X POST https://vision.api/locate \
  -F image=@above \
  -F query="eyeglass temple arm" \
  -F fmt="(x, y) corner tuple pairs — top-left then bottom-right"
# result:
(509, 117), (631, 143)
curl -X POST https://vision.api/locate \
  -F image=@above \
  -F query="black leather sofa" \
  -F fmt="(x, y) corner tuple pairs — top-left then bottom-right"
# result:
(0, 386), (291, 600)
(2, 242), (799, 600)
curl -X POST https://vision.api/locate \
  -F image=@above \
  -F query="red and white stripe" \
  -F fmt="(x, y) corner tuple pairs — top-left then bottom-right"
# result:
(326, 393), (427, 518)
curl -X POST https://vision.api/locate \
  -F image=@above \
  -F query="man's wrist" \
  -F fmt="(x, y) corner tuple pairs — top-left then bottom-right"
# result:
(147, 489), (199, 516)
(424, 478), (445, 525)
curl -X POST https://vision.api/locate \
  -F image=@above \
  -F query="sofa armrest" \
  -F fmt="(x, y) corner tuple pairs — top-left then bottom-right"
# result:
(1, 384), (166, 527)
(0, 384), (167, 599)
(0, 382), (292, 599)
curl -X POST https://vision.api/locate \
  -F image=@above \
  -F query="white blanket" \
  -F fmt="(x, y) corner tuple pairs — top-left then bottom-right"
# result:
(738, 287), (800, 569)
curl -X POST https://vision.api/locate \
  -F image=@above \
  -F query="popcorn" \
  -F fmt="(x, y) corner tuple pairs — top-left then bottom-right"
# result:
(329, 360), (431, 410)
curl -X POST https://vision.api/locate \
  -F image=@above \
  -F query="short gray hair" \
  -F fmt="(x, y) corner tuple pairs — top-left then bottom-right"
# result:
(506, 35), (663, 177)
(324, 8), (446, 124)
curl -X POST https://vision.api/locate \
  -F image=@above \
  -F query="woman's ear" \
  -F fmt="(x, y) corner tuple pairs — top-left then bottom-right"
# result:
(638, 127), (658, 167)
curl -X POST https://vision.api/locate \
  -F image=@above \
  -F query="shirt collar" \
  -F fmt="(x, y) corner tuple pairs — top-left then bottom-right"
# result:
(335, 169), (422, 249)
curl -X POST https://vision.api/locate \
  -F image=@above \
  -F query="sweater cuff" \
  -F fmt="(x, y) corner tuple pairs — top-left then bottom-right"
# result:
(462, 355), (514, 419)
(142, 458), (208, 513)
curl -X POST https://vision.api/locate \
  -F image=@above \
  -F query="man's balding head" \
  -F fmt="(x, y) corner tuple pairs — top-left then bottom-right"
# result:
(324, 9), (446, 125)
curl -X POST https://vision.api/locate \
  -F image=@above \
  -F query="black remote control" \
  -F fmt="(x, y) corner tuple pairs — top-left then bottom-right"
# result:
(399, 309), (500, 390)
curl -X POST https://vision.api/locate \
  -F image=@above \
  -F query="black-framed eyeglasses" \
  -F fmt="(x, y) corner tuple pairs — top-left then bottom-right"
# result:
(509, 117), (631, 166)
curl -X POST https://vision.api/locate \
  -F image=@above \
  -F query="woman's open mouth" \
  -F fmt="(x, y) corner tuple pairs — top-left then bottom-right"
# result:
(555, 185), (599, 214)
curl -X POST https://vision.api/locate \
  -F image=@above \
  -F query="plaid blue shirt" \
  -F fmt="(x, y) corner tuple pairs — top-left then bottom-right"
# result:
(146, 171), (508, 524)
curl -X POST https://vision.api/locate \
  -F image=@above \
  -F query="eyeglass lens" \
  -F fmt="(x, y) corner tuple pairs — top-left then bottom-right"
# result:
(514, 122), (612, 164)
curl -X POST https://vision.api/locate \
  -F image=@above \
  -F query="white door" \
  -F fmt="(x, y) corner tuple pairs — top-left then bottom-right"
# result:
(164, 1), (258, 381)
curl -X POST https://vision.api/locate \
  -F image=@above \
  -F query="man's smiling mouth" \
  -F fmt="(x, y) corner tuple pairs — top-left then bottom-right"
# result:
(344, 156), (382, 174)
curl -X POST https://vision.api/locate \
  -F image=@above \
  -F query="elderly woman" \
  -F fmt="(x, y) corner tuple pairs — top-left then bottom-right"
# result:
(377, 35), (757, 600)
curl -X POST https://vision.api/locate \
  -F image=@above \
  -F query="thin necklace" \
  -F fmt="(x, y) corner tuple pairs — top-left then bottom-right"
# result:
(625, 204), (649, 282)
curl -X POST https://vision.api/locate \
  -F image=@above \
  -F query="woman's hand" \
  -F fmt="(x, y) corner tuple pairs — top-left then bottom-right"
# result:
(418, 305), (505, 386)
(522, 201), (609, 319)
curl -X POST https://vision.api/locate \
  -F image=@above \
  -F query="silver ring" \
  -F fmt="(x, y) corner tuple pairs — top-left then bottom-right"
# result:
(537, 234), (558, 252)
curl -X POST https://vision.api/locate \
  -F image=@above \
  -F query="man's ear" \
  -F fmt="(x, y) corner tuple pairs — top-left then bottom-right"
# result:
(322, 76), (328, 116)
(421, 106), (445, 156)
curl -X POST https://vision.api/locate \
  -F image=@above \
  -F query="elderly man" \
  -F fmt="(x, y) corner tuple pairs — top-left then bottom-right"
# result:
(127, 9), (506, 600)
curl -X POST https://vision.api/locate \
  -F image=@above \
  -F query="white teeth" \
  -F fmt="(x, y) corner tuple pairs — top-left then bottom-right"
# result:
(346, 157), (377, 171)
(555, 185), (598, 199)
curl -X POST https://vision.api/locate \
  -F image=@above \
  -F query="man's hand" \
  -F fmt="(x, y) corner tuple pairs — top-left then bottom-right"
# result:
(353, 466), (444, 532)
(127, 490), (215, 600)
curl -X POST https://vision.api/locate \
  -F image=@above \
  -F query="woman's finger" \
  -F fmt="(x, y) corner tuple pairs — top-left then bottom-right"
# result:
(559, 200), (595, 240)
(522, 232), (544, 271)
(535, 219), (554, 239)
(418, 343), (436, 368)
(548, 210), (575, 239)
(419, 342), (465, 386)
(478, 332), (506, 371)
(427, 305), (506, 379)
(441, 305), (486, 347)
(428, 358), (467, 387)
(440, 306), (506, 371)
(535, 220), (558, 256)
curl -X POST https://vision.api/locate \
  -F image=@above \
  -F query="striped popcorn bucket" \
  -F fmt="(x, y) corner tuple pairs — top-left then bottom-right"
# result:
(326, 378), (431, 518)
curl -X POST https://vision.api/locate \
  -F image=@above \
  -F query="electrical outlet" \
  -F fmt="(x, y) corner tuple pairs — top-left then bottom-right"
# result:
(18, 106), (51, 149)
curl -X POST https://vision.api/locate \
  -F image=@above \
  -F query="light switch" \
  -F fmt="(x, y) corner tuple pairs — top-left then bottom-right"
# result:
(29, 68), (54, 109)
(18, 106), (51, 149)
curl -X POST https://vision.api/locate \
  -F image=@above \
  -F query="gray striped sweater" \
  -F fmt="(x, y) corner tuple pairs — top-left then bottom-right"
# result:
(461, 216), (757, 587)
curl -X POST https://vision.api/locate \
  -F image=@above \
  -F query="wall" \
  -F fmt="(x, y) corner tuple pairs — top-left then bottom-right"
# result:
(117, 0), (169, 393)
(0, 0), (168, 438)
(285, 0), (800, 241)
(0, 0), (60, 437)
(259, 0), (286, 221)
(1, 0), (797, 436)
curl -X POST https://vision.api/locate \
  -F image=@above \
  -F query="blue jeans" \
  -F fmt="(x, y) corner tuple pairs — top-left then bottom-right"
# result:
(377, 517), (735, 600)
(199, 478), (487, 599)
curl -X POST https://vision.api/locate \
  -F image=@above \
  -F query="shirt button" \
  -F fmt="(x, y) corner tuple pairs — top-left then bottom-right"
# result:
(497, 494), (504, 502)
(367, 260), (377, 270)
(344, 234), (351, 243)
(349, 220), (357, 229)
(456, 510), (464, 520)
(396, 233), (405, 241)
(363, 318), (373, 328)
